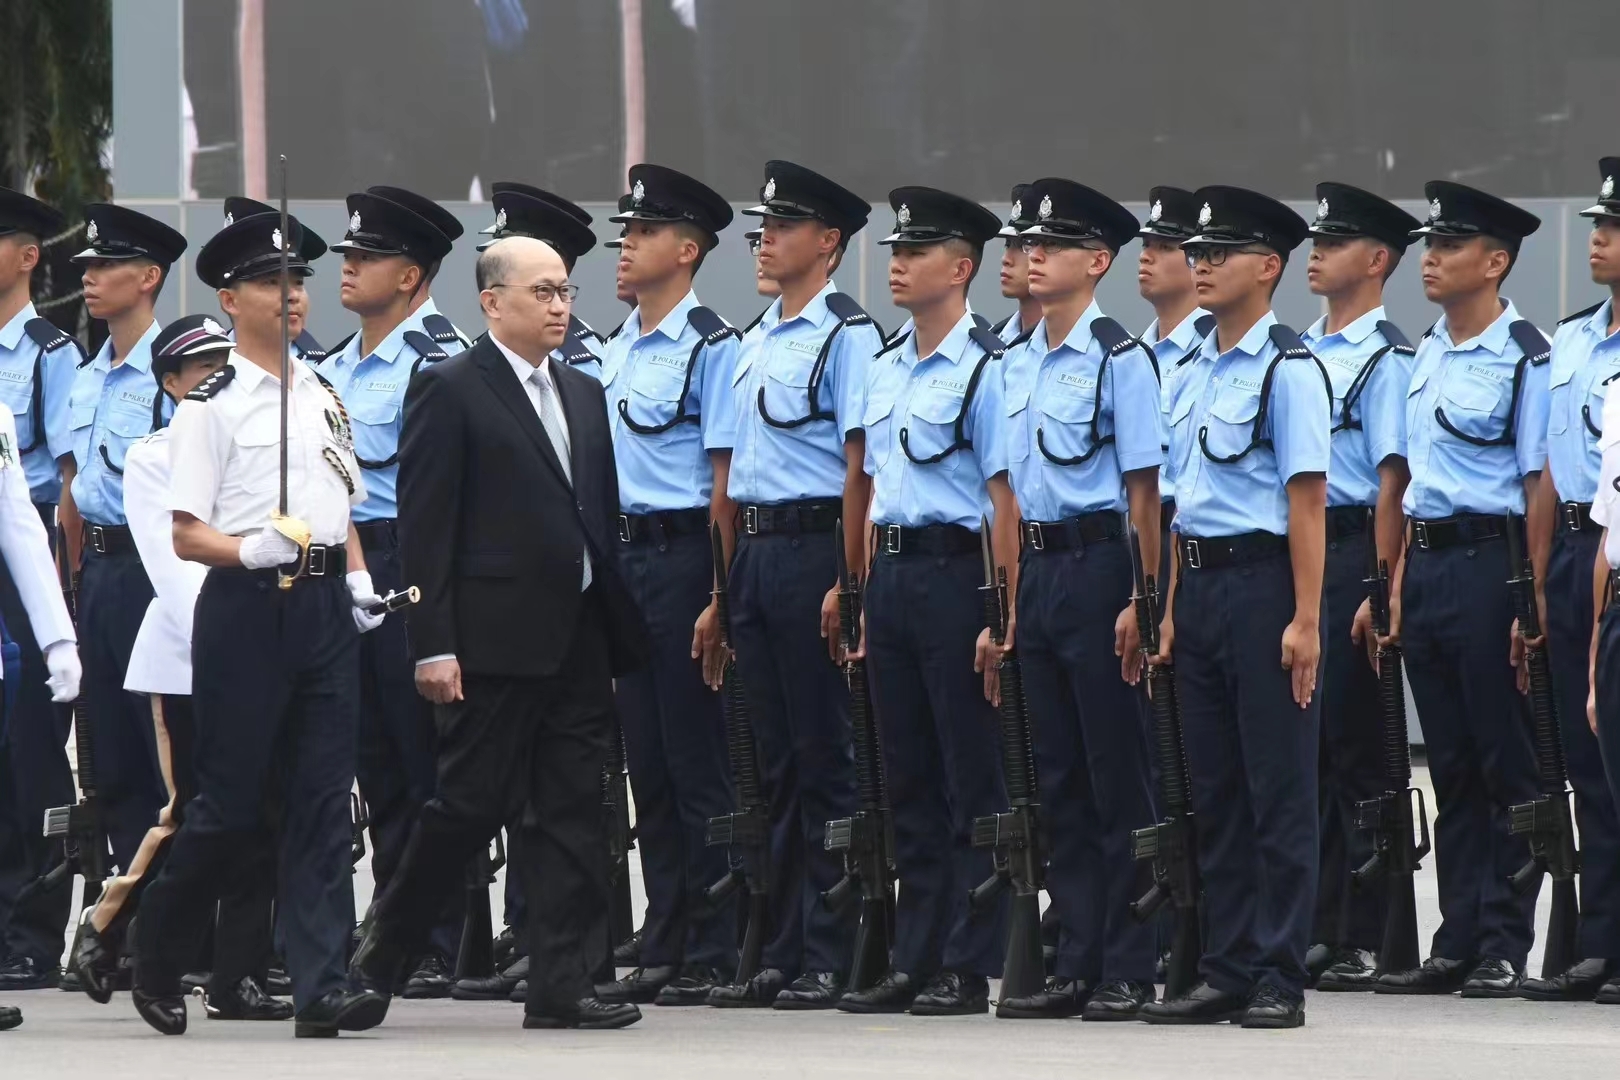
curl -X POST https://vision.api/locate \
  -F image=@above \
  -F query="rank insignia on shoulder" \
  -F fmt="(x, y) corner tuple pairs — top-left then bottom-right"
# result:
(185, 366), (236, 401)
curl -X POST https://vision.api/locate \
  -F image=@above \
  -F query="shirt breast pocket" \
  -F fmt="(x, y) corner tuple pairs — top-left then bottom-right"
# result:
(902, 388), (966, 470)
(623, 364), (689, 432)
(101, 407), (153, 471)
(232, 414), (281, 493)
(1200, 385), (1261, 463)
(1436, 373), (1508, 444)
(1034, 384), (1099, 462)
(761, 351), (818, 422)
(349, 399), (399, 434)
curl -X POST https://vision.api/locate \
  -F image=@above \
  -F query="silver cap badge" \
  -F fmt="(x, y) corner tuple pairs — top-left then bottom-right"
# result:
(1148, 200), (1163, 223)
(86, 220), (98, 243)
(271, 227), (283, 252)
(203, 317), (227, 336)
(493, 208), (507, 232)
(224, 211), (234, 227)
(632, 179), (645, 206)
(1603, 175), (1616, 200)
(1197, 203), (1212, 228)
(349, 210), (362, 233)
(1315, 198), (1330, 222)
(763, 177), (776, 201)
(897, 203), (911, 228)
(1010, 200), (1022, 223)
(1428, 198), (1442, 222)
(1038, 195), (1053, 220)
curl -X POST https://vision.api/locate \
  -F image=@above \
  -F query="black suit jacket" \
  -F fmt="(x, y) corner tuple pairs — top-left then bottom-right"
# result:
(398, 336), (648, 677)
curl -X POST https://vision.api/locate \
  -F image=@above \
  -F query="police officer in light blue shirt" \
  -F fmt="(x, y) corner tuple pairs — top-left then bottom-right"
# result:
(1376, 181), (1547, 999)
(993, 185), (1040, 346)
(63, 204), (187, 878)
(319, 189), (465, 995)
(594, 164), (741, 1009)
(996, 179), (1162, 1021)
(1141, 186), (1328, 1029)
(714, 162), (880, 1010)
(0, 186), (81, 990)
(1520, 158), (1620, 1001)
(835, 187), (1013, 1019)
(1296, 183), (1421, 991)
(479, 182), (605, 381)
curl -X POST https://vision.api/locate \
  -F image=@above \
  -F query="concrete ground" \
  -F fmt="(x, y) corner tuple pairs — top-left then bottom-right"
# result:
(3, 764), (1617, 1080)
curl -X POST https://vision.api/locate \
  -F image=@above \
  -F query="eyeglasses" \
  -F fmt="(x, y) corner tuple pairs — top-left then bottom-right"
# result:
(1019, 236), (1101, 255)
(489, 282), (580, 303)
(1184, 245), (1267, 267)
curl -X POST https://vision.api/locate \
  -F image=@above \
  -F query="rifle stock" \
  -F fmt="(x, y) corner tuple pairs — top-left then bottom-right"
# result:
(453, 833), (507, 982)
(604, 719), (636, 948)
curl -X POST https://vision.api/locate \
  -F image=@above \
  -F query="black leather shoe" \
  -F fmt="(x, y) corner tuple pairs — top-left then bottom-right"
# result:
(836, 971), (917, 1014)
(456, 954), (528, 1001)
(1596, 978), (1620, 1005)
(707, 966), (788, 1008)
(133, 987), (188, 1035)
(402, 952), (453, 999)
(204, 976), (295, 1021)
(71, 912), (118, 1005)
(0, 955), (59, 991)
(265, 967), (291, 996)
(1316, 949), (1378, 992)
(508, 979), (528, 1003)
(1081, 979), (1152, 1021)
(1139, 981), (1247, 1025)
(596, 964), (676, 1004)
(1303, 943), (1334, 989)
(57, 969), (82, 994)
(909, 971), (989, 1016)
(613, 928), (643, 967)
(997, 976), (1088, 1019)
(0, 1004), (19, 1030)
(524, 998), (642, 1029)
(1518, 958), (1611, 1001)
(181, 971), (210, 992)
(293, 988), (390, 1038)
(493, 926), (520, 971)
(1460, 957), (1521, 998)
(772, 970), (845, 1010)
(1374, 955), (1471, 995)
(1242, 984), (1305, 1029)
(348, 922), (410, 996)
(655, 964), (727, 1006)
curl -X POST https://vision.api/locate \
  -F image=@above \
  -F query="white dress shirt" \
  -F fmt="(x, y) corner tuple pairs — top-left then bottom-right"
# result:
(0, 404), (74, 668)
(123, 429), (207, 695)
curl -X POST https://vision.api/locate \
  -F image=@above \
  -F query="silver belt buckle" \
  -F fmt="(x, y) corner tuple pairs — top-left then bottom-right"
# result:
(1183, 538), (1202, 570)
(307, 545), (328, 577)
(617, 514), (632, 543)
(1565, 503), (1584, 532)
(884, 524), (902, 555)
(1024, 521), (1045, 552)
(1414, 520), (1431, 550)
(89, 525), (107, 554)
(744, 505), (760, 535)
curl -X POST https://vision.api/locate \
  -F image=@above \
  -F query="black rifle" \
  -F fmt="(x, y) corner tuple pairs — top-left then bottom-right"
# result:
(453, 833), (508, 983)
(1124, 520), (1203, 1000)
(1504, 512), (1580, 978)
(604, 718), (636, 950)
(967, 517), (1044, 1001)
(349, 791), (369, 870)
(1349, 508), (1430, 976)
(821, 519), (895, 992)
(703, 522), (770, 984)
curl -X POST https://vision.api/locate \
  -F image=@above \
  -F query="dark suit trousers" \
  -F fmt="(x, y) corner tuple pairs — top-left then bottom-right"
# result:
(373, 591), (616, 1015)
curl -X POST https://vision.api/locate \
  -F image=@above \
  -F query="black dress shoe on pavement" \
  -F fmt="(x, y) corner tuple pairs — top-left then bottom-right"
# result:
(1303, 943), (1333, 989)
(0, 955), (59, 991)
(72, 912), (118, 1005)
(524, 998), (642, 1029)
(456, 954), (528, 1001)
(204, 976), (295, 1021)
(1374, 955), (1471, 995)
(596, 964), (677, 1004)
(348, 923), (411, 996)
(909, 971), (989, 1016)
(613, 928), (644, 967)
(402, 952), (454, 999)
(493, 926), (520, 971)
(0, 1004), (21, 1030)
(1081, 979), (1152, 1021)
(1138, 981), (1247, 1025)
(1242, 985), (1305, 1029)
(57, 969), (82, 993)
(1460, 957), (1521, 999)
(133, 987), (188, 1035)
(707, 966), (788, 1008)
(772, 970), (845, 1010)
(1596, 978), (1620, 1004)
(655, 964), (727, 1006)
(1316, 949), (1378, 992)
(509, 979), (528, 1003)
(181, 971), (210, 992)
(1518, 958), (1611, 1001)
(265, 967), (291, 996)
(293, 988), (390, 1038)
(836, 971), (917, 1014)
(996, 976), (1087, 1019)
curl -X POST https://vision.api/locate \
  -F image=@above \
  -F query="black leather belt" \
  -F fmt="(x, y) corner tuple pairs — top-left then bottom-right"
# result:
(1177, 530), (1289, 571)
(1411, 513), (1506, 552)
(1560, 501), (1595, 534)
(741, 500), (840, 537)
(84, 522), (136, 556)
(617, 507), (709, 545)
(354, 519), (398, 548)
(303, 543), (348, 578)
(1021, 511), (1122, 554)
(875, 522), (979, 557)
(1326, 506), (1372, 543)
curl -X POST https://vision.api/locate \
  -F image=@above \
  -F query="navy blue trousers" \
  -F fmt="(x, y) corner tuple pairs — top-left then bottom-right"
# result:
(353, 524), (460, 957)
(136, 568), (359, 1010)
(1595, 602), (1620, 904)
(1016, 540), (1157, 984)
(77, 543), (164, 873)
(865, 549), (1006, 978)
(1401, 538), (1539, 968)
(0, 502), (73, 965)
(729, 530), (857, 975)
(1545, 526), (1620, 960)
(613, 530), (736, 971)
(1174, 548), (1320, 998)
(1313, 525), (1386, 952)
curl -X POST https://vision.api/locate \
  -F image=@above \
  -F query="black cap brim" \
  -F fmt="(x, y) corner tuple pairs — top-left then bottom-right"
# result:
(607, 208), (689, 225)
(1580, 202), (1620, 220)
(1181, 233), (1259, 247)
(740, 201), (821, 221)
(1408, 222), (1483, 239)
(329, 237), (406, 256)
(878, 229), (963, 246)
(69, 246), (148, 264)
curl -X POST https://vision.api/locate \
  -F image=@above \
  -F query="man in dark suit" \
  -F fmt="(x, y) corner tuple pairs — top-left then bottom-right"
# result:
(350, 235), (647, 1031)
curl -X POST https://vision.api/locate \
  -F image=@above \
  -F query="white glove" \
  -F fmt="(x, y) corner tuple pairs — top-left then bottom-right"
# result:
(239, 528), (301, 570)
(347, 570), (386, 633)
(44, 641), (81, 703)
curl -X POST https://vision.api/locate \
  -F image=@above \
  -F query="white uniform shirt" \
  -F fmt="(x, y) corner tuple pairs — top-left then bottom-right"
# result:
(1592, 374), (1620, 570)
(123, 429), (206, 696)
(0, 404), (74, 668)
(167, 354), (366, 545)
